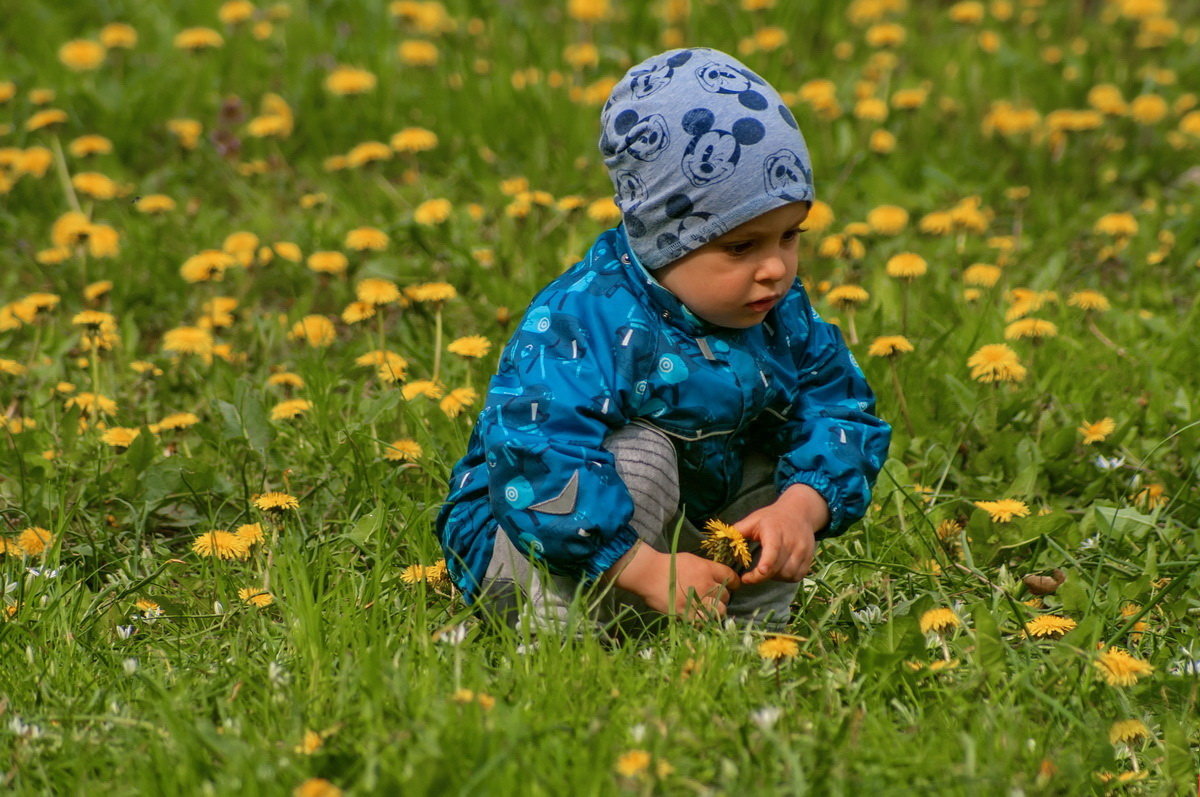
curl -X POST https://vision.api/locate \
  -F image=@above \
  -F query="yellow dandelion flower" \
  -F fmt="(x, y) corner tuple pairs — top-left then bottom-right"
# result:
(1004, 318), (1058, 340)
(270, 398), (312, 421)
(400, 564), (427, 584)
(1131, 483), (1167, 510)
(345, 141), (392, 167)
(25, 109), (67, 136)
(867, 335), (913, 357)
(100, 427), (140, 449)
(180, 250), (234, 283)
(83, 280), (113, 303)
(289, 315), (336, 347)
(344, 227), (389, 252)
(919, 608), (961, 635)
(699, 518), (752, 569)
(1108, 719), (1150, 745)
(191, 530), (249, 559)
(966, 343), (1026, 384)
(1093, 647), (1153, 687)
(439, 387), (478, 418)
(1094, 212), (1137, 237)
(406, 282), (457, 304)
(54, 40), (102, 72)
(962, 263), (1002, 287)
(293, 777), (342, 797)
(384, 439), (423, 462)
(236, 523), (265, 545)
(413, 198), (452, 226)
(614, 750), (651, 778)
(174, 27), (224, 50)
(219, 1), (256, 25)
(972, 498), (1030, 522)
(426, 559), (450, 589)
(273, 241), (302, 261)
(865, 205), (908, 235)
(167, 118), (203, 149)
(306, 251), (348, 275)
(401, 380), (444, 400)
(100, 23), (138, 49)
(398, 39), (438, 66)
(390, 127), (438, 153)
(1078, 418), (1115, 444)
(294, 730), (323, 755)
(757, 635), (800, 660)
(586, 197), (621, 223)
(1067, 290), (1110, 312)
(356, 278), (401, 305)
(253, 492), (298, 512)
(267, 372), (304, 389)
(885, 252), (928, 279)
(342, 301), (376, 324)
(65, 392), (118, 416)
(68, 134), (113, 157)
(326, 66), (377, 96)
(0, 358), (27, 376)
(162, 326), (214, 358)
(447, 335), (492, 358)
(1023, 615), (1077, 638)
(18, 527), (53, 556)
(238, 587), (275, 608)
(1129, 94), (1167, 125)
(825, 285), (870, 309)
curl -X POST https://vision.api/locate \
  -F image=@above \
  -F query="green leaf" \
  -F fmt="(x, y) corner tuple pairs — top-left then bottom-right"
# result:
(126, 424), (157, 474)
(971, 603), (1006, 678)
(345, 509), (386, 546)
(1161, 716), (1193, 787)
(234, 378), (273, 456)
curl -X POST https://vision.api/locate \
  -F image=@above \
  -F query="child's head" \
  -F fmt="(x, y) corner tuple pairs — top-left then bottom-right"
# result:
(599, 48), (814, 328)
(600, 48), (814, 269)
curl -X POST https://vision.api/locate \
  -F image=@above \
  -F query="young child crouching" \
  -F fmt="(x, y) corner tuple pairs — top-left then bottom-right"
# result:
(435, 47), (892, 631)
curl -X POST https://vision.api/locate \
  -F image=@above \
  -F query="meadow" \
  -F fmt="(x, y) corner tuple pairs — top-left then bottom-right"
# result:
(2, 0), (1199, 793)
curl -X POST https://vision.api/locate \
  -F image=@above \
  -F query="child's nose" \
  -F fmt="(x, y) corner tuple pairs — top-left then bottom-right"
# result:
(757, 253), (788, 282)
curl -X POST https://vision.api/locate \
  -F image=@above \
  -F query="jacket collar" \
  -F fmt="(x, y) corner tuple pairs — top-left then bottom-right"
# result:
(610, 224), (717, 337)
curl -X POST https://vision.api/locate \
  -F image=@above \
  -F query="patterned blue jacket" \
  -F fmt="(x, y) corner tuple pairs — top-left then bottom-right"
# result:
(436, 225), (891, 602)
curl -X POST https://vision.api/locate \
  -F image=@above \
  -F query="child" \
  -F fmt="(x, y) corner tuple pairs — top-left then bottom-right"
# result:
(435, 47), (891, 630)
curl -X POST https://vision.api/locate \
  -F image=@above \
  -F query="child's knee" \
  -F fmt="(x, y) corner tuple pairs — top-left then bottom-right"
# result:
(603, 424), (681, 540)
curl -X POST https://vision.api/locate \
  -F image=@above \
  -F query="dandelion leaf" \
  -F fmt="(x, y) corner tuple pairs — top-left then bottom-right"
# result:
(126, 424), (157, 474)
(1090, 505), (1156, 537)
(1162, 717), (1193, 788)
(971, 603), (1005, 677)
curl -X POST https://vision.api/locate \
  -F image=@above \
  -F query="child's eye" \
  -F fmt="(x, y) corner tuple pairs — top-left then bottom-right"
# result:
(782, 226), (808, 242)
(723, 241), (754, 255)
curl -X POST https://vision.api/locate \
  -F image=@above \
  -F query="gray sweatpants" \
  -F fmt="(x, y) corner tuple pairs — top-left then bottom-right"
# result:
(478, 423), (799, 633)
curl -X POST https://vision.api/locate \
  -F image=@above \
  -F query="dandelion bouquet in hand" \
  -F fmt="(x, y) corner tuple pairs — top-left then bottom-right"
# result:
(699, 519), (752, 570)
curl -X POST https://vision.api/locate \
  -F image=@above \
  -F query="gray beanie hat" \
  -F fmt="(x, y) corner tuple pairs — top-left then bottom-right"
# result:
(599, 47), (814, 270)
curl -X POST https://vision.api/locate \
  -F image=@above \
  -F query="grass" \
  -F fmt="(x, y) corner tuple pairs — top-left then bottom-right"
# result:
(2, 0), (1199, 793)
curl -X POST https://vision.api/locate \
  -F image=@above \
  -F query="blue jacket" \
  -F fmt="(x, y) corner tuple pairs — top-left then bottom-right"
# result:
(436, 225), (891, 602)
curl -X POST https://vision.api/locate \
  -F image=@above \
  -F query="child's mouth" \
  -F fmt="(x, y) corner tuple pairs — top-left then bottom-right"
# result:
(747, 296), (778, 313)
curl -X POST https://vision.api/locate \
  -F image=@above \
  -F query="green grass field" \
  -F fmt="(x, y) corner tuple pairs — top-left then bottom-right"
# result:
(2, 0), (1199, 793)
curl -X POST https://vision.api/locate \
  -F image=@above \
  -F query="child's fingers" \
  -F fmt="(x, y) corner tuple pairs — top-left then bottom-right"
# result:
(742, 537), (780, 585)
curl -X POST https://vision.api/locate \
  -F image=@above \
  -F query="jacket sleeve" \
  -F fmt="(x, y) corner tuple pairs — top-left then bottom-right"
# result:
(764, 287), (892, 538)
(477, 287), (653, 582)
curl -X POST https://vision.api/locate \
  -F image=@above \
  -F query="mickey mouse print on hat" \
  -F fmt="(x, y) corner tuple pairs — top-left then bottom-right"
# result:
(600, 47), (815, 270)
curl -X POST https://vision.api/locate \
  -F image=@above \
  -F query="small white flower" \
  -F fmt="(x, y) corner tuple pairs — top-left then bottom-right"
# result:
(122, 657), (139, 675)
(630, 723), (646, 743)
(1078, 535), (1100, 551)
(637, 647), (655, 660)
(515, 641), (539, 655)
(1167, 646), (1200, 676)
(750, 706), (783, 730)
(268, 660), (290, 686)
(26, 567), (59, 579)
(116, 625), (135, 639)
(9, 717), (43, 739)
(1093, 454), (1125, 470)
(213, 600), (225, 615)
(434, 623), (468, 645)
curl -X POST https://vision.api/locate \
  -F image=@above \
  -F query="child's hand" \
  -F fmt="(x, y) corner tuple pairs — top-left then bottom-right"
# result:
(736, 484), (829, 585)
(607, 543), (740, 620)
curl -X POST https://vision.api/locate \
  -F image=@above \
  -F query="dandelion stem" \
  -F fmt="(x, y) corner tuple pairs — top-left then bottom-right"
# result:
(432, 304), (444, 385)
(899, 285), (909, 336)
(846, 309), (859, 345)
(888, 358), (914, 437)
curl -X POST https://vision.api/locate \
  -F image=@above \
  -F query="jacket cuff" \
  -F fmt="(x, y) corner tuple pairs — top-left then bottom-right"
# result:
(780, 470), (844, 538)
(582, 525), (642, 583)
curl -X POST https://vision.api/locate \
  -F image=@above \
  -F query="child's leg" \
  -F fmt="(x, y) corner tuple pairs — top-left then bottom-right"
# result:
(475, 422), (681, 631)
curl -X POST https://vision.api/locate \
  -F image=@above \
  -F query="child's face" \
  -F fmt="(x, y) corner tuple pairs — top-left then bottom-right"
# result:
(655, 202), (810, 329)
